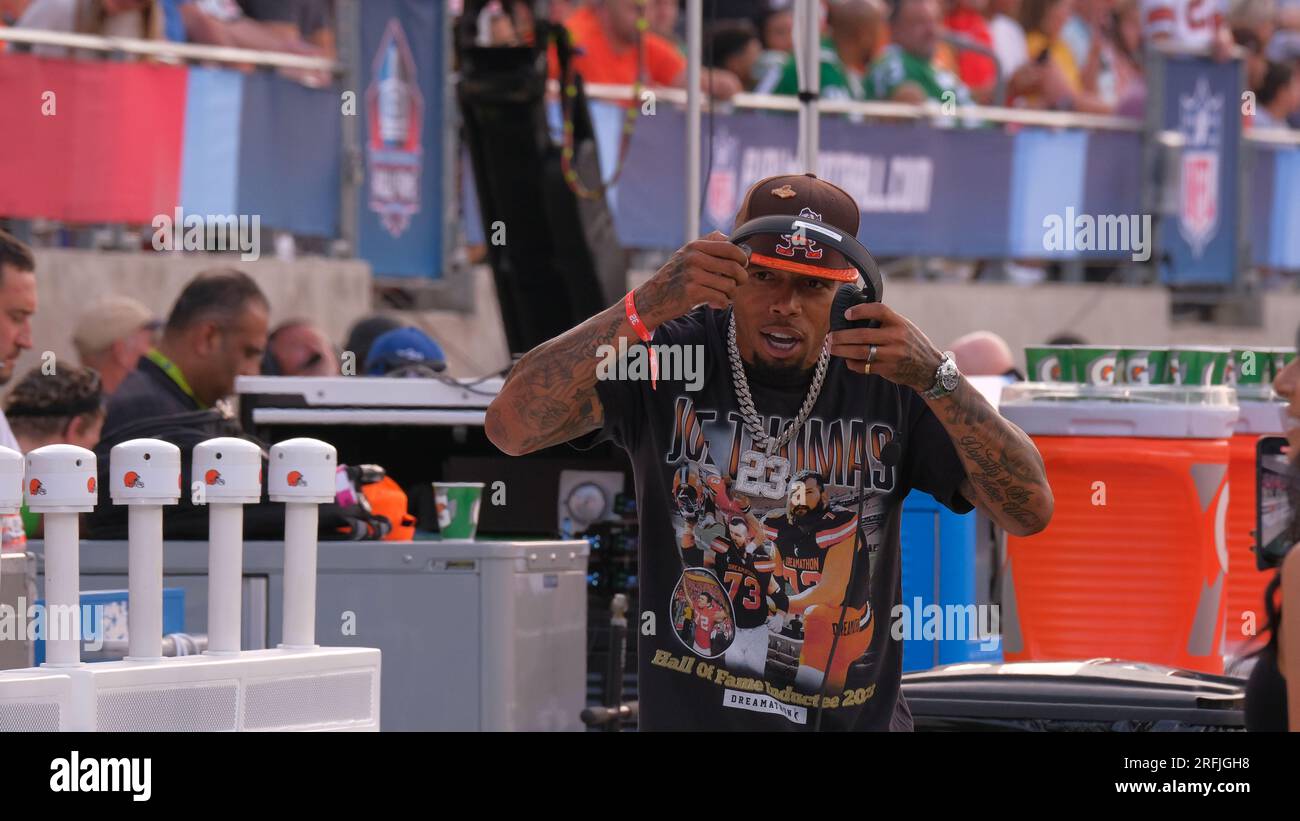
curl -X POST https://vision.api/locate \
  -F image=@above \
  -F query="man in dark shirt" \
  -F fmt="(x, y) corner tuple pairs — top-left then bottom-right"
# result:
(88, 268), (270, 539)
(486, 173), (1054, 731)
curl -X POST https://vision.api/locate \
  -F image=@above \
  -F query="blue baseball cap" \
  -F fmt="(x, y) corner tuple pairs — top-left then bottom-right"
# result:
(364, 327), (447, 375)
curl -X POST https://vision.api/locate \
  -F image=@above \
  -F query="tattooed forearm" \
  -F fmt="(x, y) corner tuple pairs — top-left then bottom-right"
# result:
(486, 305), (629, 455)
(930, 381), (1054, 536)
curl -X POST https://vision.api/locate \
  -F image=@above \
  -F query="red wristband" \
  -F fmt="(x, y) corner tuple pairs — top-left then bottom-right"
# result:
(624, 290), (658, 390)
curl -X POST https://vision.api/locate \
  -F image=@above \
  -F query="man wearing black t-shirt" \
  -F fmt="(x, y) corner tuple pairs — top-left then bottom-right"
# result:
(486, 172), (1054, 731)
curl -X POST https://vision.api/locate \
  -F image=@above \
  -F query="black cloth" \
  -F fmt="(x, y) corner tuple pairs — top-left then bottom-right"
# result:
(88, 356), (355, 540)
(1245, 639), (1290, 732)
(572, 306), (971, 731)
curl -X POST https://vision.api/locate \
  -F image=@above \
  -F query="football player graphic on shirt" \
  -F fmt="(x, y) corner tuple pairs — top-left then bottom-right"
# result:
(671, 568), (736, 657)
(673, 460), (754, 568)
(761, 470), (877, 694)
(707, 515), (787, 678)
(692, 593), (723, 656)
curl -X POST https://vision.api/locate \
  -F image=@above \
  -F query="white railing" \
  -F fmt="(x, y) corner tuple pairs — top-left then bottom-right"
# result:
(562, 81), (1144, 132)
(0, 27), (338, 72)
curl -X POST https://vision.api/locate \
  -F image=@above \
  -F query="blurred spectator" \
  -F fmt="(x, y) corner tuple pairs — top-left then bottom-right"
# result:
(758, 0), (794, 49)
(5, 365), (105, 540)
(753, 0), (795, 80)
(237, 0), (334, 57)
(364, 327), (448, 377)
(757, 0), (884, 100)
(555, 0), (743, 99)
(166, 0), (327, 64)
(104, 268), (268, 426)
(4, 365), (105, 453)
(343, 315), (403, 373)
(649, 0), (681, 49)
(708, 18), (763, 89)
(867, 0), (975, 103)
(948, 330), (1020, 376)
(1022, 0), (1114, 111)
(16, 0), (162, 56)
(0, 230), (36, 553)
(946, 0), (1001, 101)
(72, 295), (161, 396)
(1060, 0), (1122, 105)
(1141, 0), (1234, 59)
(1233, 23), (1269, 89)
(263, 318), (340, 376)
(1252, 60), (1300, 126)
(987, 0), (1030, 74)
(1109, 0), (1147, 112)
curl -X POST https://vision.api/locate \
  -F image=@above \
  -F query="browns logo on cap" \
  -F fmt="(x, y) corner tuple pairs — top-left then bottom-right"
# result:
(733, 172), (862, 282)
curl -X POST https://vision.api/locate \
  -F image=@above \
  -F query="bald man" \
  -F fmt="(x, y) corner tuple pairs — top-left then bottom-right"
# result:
(948, 330), (1018, 377)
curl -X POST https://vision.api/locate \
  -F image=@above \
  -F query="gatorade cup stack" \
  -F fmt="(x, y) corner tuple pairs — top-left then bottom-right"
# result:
(1004, 346), (1241, 673)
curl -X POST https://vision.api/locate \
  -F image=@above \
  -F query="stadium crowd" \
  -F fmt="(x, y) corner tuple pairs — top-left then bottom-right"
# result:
(466, 0), (1300, 125)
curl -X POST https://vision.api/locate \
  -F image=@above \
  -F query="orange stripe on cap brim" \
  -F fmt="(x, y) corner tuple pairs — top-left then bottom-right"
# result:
(748, 252), (858, 282)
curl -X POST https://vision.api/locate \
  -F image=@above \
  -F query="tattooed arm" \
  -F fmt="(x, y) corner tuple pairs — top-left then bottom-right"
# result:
(826, 302), (1053, 537)
(485, 232), (749, 456)
(930, 380), (1054, 536)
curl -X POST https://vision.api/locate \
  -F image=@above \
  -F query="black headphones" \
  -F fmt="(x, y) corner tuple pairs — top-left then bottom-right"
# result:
(728, 214), (904, 731)
(728, 214), (902, 468)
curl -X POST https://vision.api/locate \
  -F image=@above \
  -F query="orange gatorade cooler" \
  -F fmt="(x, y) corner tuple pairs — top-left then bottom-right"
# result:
(1225, 394), (1286, 653)
(998, 384), (1239, 674)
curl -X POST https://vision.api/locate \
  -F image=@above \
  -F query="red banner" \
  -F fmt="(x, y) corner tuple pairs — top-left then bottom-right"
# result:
(0, 53), (186, 224)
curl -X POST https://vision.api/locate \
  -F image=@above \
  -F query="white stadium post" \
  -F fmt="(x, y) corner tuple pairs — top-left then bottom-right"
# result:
(110, 439), (182, 661)
(192, 437), (263, 656)
(25, 445), (98, 668)
(0, 447), (23, 596)
(268, 438), (337, 649)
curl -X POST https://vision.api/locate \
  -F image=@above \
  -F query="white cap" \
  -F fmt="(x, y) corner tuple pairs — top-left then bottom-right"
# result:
(109, 439), (182, 506)
(191, 437), (262, 505)
(0, 446), (24, 514)
(268, 438), (337, 504)
(25, 445), (97, 513)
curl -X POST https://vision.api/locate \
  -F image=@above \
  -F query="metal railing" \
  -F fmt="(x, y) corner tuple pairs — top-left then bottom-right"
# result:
(567, 81), (1145, 132)
(0, 27), (339, 72)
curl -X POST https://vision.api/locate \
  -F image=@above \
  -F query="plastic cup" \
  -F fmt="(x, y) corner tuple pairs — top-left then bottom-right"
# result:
(1025, 345), (1074, 382)
(1228, 348), (1273, 386)
(1073, 346), (1121, 386)
(1170, 346), (1230, 386)
(433, 482), (485, 540)
(1118, 348), (1170, 385)
(1268, 347), (1297, 380)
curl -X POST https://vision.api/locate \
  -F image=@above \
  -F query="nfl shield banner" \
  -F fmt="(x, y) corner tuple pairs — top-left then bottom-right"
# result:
(1157, 55), (1242, 286)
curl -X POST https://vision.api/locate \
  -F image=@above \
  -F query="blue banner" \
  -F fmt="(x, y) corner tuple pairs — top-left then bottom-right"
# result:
(237, 71), (341, 238)
(357, 0), (445, 278)
(460, 89), (1294, 270)
(1160, 55), (1243, 286)
(180, 68), (341, 237)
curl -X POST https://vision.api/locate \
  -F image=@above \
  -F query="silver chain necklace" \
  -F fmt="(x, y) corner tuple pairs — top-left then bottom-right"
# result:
(727, 310), (830, 456)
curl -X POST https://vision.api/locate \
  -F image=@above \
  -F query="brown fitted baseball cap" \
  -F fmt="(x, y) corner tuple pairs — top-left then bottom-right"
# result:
(732, 172), (862, 282)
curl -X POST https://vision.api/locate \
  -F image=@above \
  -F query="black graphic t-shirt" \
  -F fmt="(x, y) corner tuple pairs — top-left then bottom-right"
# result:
(572, 306), (971, 731)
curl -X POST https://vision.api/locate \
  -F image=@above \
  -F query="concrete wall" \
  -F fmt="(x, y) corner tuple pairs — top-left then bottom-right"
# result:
(18, 252), (1295, 388)
(20, 249), (372, 381)
(429, 266), (1300, 378)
